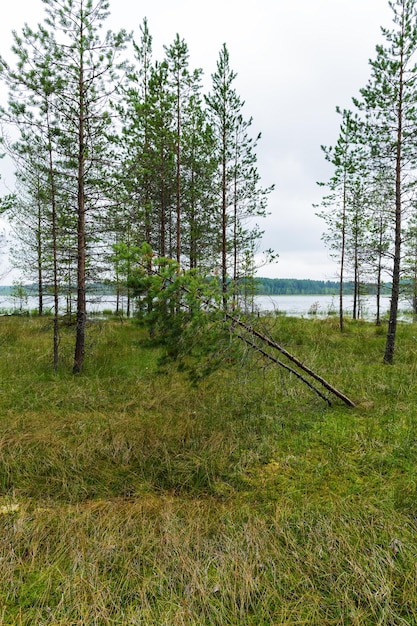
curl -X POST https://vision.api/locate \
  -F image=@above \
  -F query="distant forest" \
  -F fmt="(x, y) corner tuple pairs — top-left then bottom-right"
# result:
(255, 278), (392, 296)
(0, 279), (392, 298)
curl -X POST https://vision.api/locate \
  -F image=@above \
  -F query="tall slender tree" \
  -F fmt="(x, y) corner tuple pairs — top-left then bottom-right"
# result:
(317, 109), (361, 330)
(1, 0), (127, 372)
(206, 44), (241, 308)
(165, 35), (200, 264)
(181, 90), (217, 271)
(206, 44), (272, 309)
(354, 0), (417, 363)
(0, 21), (71, 367)
(366, 170), (393, 325)
(40, 0), (127, 373)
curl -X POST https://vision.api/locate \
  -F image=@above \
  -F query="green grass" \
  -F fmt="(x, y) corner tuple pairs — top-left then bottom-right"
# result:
(1, 315), (417, 624)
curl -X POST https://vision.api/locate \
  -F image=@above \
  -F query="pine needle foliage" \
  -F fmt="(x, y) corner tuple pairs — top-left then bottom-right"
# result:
(124, 244), (244, 382)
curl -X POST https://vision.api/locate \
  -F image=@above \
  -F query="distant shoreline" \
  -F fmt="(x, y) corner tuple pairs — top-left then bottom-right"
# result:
(0, 278), (392, 298)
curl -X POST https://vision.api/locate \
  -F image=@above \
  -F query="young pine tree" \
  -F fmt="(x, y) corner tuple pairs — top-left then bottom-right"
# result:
(354, 0), (417, 363)
(206, 44), (272, 310)
(317, 109), (363, 330)
(40, 0), (128, 373)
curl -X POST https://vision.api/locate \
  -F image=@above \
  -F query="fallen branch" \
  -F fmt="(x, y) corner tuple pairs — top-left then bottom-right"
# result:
(136, 254), (356, 407)
(227, 314), (356, 407)
(235, 330), (332, 405)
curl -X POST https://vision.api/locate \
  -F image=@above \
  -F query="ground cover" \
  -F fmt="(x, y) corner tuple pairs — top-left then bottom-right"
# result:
(0, 315), (416, 624)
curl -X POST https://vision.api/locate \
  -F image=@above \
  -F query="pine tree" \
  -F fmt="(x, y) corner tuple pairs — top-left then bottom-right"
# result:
(39, 0), (128, 373)
(317, 109), (363, 330)
(1, 0), (128, 371)
(354, 0), (417, 363)
(403, 213), (417, 312)
(181, 89), (217, 271)
(366, 170), (393, 325)
(115, 19), (183, 273)
(0, 21), (72, 367)
(164, 35), (202, 265)
(206, 44), (272, 309)
(109, 18), (156, 314)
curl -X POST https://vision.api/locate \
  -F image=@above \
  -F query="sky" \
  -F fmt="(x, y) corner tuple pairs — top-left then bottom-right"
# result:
(0, 0), (394, 283)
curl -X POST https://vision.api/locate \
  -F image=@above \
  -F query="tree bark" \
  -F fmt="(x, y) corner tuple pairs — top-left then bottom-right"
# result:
(384, 53), (404, 364)
(73, 37), (86, 374)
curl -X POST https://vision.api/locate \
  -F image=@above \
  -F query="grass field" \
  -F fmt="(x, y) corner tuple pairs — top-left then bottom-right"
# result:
(1, 314), (417, 624)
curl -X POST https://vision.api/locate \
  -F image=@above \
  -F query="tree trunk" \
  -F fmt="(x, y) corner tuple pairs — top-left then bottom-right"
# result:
(73, 47), (86, 374)
(176, 82), (181, 265)
(375, 215), (383, 326)
(36, 188), (43, 317)
(339, 167), (347, 331)
(221, 122), (227, 311)
(49, 141), (59, 372)
(384, 56), (404, 364)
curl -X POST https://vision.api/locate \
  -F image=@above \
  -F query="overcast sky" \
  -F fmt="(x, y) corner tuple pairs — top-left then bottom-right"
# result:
(0, 0), (394, 283)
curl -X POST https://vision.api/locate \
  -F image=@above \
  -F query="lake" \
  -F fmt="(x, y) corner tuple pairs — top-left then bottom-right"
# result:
(0, 292), (401, 319)
(253, 294), (394, 318)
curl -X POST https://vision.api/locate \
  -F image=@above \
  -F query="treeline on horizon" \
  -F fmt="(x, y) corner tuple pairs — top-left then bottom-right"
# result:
(0, 278), (393, 298)
(255, 278), (392, 296)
